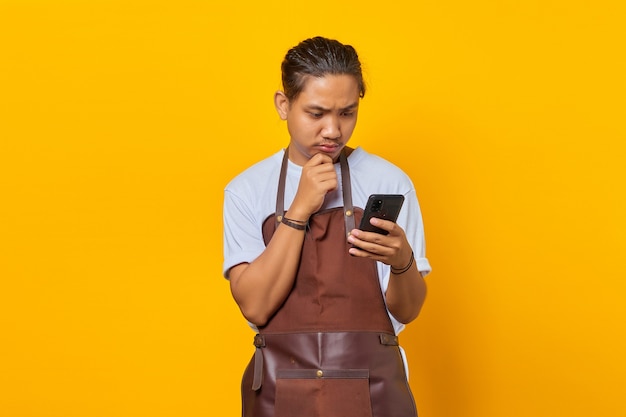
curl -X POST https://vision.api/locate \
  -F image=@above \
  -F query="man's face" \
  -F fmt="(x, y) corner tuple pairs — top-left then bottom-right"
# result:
(276, 74), (361, 166)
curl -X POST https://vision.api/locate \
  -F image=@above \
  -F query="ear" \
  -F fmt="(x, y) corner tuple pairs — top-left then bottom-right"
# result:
(274, 91), (289, 120)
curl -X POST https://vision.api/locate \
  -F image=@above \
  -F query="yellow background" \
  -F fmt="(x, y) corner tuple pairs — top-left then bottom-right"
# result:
(1, 1), (625, 416)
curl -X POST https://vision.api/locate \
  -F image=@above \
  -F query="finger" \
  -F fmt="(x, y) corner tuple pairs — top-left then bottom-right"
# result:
(309, 164), (337, 177)
(348, 244), (391, 261)
(348, 233), (390, 255)
(308, 166), (338, 186)
(315, 170), (338, 183)
(368, 217), (398, 234)
(350, 227), (388, 244)
(317, 177), (338, 193)
(308, 152), (334, 166)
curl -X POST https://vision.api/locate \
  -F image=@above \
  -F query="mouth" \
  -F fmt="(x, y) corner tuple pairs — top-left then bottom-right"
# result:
(316, 142), (341, 153)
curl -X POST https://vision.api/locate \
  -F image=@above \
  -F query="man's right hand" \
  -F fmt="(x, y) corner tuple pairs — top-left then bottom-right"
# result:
(287, 153), (338, 220)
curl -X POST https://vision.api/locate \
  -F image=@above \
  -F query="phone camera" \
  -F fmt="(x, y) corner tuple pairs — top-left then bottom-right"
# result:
(372, 200), (383, 212)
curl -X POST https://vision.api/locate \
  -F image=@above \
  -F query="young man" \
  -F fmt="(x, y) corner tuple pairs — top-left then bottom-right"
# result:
(223, 36), (431, 417)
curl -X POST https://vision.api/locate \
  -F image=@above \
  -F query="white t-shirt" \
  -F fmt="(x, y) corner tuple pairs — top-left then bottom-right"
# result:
(223, 147), (431, 335)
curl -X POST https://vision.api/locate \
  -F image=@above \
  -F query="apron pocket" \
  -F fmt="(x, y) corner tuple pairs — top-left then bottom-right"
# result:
(275, 369), (372, 417)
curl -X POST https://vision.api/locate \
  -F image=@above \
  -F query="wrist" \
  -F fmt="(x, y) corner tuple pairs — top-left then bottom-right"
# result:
(391, 251), (414, 275)
(283, 209), (310, 223)
(281, 216), (307, 231)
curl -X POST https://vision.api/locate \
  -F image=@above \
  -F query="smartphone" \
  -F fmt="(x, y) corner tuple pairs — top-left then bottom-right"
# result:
(358, 194), (405, 235)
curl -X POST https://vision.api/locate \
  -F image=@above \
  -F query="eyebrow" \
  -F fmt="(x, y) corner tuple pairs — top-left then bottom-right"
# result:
(305, 102), (359, 112)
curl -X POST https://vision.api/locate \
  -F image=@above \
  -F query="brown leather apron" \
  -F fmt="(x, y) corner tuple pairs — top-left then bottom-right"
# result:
(240, 150), (417, 417)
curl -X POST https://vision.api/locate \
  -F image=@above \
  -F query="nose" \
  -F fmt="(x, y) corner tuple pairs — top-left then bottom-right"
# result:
(321, 115), (341, 140)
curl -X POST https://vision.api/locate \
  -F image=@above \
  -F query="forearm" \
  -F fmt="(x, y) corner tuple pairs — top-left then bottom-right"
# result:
(228, 152), (339, 326)
(229, 220), (306, 326)
(385, 263), (427, 324)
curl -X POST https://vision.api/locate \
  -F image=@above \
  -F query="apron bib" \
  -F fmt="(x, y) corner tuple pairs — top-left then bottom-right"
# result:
(240, 150), (417, 417)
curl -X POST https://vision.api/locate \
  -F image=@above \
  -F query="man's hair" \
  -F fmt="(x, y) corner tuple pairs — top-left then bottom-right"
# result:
(281, 36), (366, 101)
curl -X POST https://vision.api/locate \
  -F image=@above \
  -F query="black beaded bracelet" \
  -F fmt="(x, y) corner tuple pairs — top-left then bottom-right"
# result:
(281, 216), (307, 231)
(390, 251), (414, 275)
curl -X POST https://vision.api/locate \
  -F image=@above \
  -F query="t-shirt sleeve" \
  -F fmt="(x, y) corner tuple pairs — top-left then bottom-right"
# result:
(378, 186), (431, 335)
(400, 188), (431, 277)
(222, 189), (267, 279)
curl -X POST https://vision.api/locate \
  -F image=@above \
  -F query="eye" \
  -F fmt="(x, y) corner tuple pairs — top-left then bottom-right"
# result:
(341, 111), (355, 117)
(309, 112), (323, 119)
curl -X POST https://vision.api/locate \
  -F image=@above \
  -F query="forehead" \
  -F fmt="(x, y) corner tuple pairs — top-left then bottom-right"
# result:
(293, 74), (360, 107)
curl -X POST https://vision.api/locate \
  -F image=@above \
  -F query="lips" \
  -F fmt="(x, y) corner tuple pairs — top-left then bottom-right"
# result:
(317, 142), (340, 153)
